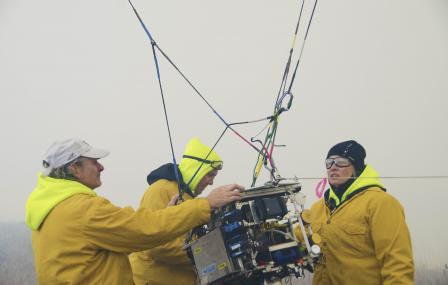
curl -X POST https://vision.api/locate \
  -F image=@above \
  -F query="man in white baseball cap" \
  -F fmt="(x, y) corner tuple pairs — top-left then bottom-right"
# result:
(42, 138), (110, 176)
(26, 138), (244, 285)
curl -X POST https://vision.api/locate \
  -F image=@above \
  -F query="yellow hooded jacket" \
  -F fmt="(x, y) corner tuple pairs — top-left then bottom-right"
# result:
(295, 165), (414, 285)
(26, 174), (211, 285)
(130, 180), (197, 285)
(130, 138), (221, 285)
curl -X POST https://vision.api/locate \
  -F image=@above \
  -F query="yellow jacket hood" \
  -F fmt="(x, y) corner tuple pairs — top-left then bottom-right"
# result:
(179, 138), (221, 193)
(26, 173), (96, 230)
(327, 164), (385, 207)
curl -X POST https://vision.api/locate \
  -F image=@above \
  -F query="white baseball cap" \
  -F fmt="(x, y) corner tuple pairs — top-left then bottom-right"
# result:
(42, 138), (110, 176)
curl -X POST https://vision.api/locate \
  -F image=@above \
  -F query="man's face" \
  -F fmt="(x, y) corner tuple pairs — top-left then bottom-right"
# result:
(326, 155), (355, 187)
(70, 157), (104, 189)
(195, 169), (219, 195)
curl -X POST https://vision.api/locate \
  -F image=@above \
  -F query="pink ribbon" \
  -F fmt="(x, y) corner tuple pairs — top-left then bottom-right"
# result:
(315, 178), (327, 198)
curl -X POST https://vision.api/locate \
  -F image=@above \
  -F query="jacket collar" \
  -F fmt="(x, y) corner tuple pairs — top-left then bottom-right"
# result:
(324, 164), (386, 211)
(26, 173), (96, 230)
(147, 163), (195, 197)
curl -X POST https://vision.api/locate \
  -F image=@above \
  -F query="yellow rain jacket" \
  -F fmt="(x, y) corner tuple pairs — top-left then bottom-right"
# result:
(295, 165), (414, 285)
(26, 174), (211, 285)
(130, 179), (197, 285)
(130, 138), (221, 285)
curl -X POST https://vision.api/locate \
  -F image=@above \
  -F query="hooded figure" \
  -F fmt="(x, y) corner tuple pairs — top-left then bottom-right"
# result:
(129, 138), (223, 285)
(325, 140), (367, 211)
(295, 140), (414, 285)
(25, 138), (213, 285)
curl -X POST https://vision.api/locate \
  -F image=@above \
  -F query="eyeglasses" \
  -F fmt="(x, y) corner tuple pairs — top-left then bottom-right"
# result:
(325, 157), (352, 169)
(183, 155), (223, 170)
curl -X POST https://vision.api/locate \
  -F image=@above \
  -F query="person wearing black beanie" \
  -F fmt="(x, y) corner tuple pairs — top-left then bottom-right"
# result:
(294, 140), (414, 285)
(326, 140), (366, 175)
(325, 140), (366, 200)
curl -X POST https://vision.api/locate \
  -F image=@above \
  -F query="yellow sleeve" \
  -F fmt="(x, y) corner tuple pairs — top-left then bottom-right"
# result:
(139, 180), (192, 265)
(81, 191), (210, 253)
(369, 193), (414, 285)
(294, 207), (317, 243)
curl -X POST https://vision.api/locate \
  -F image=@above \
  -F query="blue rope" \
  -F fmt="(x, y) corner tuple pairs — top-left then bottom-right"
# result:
(127, 0), (319, 189)
(128, 0), (184, 200)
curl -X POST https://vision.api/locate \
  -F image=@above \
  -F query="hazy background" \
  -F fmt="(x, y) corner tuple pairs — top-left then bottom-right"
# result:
(1, 0), (447, 284)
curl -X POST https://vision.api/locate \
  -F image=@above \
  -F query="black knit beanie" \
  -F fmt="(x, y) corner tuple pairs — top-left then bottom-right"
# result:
(327, 140), (366, 174)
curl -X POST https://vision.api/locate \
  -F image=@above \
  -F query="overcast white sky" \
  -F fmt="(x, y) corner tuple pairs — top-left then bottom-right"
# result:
(1, 0), (447, 267)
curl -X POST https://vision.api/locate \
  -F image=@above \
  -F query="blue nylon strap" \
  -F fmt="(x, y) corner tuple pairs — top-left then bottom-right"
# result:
(127, 0), (319, 188)
(128, 0), (183, 199)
